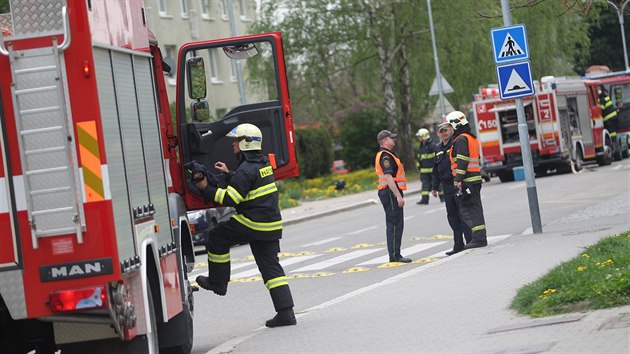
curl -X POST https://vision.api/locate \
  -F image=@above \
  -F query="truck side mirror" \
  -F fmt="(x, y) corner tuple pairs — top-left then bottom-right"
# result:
(186, 56), (207, 99)
(191, 100), (210, 122)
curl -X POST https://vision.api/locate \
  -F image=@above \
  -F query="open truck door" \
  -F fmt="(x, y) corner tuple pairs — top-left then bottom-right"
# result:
(176, 33), (298, 210)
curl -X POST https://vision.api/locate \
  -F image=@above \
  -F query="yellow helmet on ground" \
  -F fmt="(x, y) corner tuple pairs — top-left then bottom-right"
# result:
(445, 111), (469, 130)
(227, 123), (263, 151)
(415, 128), (430, 141)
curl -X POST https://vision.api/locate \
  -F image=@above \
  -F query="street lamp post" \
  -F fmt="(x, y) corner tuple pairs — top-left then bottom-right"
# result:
(607, 0), (630, 72)
(427, 0), (445, 123)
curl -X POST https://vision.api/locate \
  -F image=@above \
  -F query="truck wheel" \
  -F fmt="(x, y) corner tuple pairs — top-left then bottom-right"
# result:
(597, 144), (613, 166)
(613, 139), (622, 161)
(573, 148), (583, 172)
(497, 172), (514, 183)
(623, 137), (630, 159)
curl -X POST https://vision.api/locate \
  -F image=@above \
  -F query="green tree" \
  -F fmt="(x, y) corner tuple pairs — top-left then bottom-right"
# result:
(0, 0), (8, 14)
(339, 104), (386, 170)
(294, 126), (333, 179)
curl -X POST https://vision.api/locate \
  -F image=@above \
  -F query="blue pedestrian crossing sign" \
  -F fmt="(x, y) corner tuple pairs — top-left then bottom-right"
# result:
(496, 61), (534, 100)
(491, 24), (529, 64)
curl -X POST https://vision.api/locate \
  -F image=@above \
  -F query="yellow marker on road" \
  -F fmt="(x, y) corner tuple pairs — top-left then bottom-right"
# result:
(413, 258), (440, 264)
(324, 247), (347, 253)
(378, 262), (407, 268)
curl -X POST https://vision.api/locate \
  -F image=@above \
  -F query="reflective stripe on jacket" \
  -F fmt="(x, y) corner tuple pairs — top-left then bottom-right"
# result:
(450, 132), (482, 184)
(416, 142), (436, 174)
(599, 94), (618, 122)
(375, 150), (407, 191)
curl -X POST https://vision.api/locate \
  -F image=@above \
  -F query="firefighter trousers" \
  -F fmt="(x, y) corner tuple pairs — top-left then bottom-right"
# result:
(455, 183), (487, 243)
(378, 188), (404, 261)
(443, 183), (472, 250)
(419, 173), (432, 203)
(206, 219), (294, 312)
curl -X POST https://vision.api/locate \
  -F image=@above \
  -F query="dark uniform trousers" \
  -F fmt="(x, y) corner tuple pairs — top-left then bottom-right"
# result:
(420, 173), (432, 202)
(378, 187), (404, 261)
(206, 219), (294, 312)
(456, 183), (486, 243)
(442, 182), (472, 249)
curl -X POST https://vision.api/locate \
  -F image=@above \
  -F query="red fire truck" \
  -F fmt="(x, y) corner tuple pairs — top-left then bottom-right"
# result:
(0, 1), (298, 353)
(586, 71), (630, 161)
(472, 75), (620, 182)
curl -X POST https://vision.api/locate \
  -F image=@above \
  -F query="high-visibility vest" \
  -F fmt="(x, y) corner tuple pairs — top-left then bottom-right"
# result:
(375, 150), (407, 191)
(450, 132), (482, 183)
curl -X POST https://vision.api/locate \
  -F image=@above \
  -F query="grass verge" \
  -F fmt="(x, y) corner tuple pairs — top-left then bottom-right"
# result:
(511, 230), (630, 317)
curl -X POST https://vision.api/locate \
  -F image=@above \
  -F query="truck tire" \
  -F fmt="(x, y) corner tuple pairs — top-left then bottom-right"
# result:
(497, 172), (514, 183)
(613, 138), (622, 161)
(623, 137), (630, 159)
(597, 144), (613, 166)
(574, 148), (583, 172)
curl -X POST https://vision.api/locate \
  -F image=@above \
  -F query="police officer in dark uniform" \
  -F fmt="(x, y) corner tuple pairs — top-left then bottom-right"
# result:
(192, 123), (296, 328)
(431, 121), (472, 255)
(375, 130), (411, 263)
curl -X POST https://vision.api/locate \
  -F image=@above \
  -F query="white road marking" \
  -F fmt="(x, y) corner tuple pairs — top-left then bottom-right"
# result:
(232, 255), (322, 278)
(356, 241), (446, 265)
(521, 227), (533, 235)
(424, 207), (446, 214)
(509, 182), (525, 190)
(347, 226), (377, 235)
(303, 236), (342, 247)
(291, 249), (382, 272)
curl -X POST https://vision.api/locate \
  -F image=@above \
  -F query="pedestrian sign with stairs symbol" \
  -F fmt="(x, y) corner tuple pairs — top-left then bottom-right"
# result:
(496, 61), (534, 100)
(491, 24), (529, 64)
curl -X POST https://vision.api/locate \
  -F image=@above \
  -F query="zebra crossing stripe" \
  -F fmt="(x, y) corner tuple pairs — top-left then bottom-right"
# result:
(292, 249), (382, 273)
(357, 241), (446, 265)
(232, 254), (322, 278)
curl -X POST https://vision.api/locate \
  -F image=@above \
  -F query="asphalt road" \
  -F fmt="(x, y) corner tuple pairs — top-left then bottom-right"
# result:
(188, 159), (630, 354)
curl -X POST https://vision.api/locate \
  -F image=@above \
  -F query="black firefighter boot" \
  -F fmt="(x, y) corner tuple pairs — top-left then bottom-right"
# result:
(195, 275), (227, 296)
(265, 308), (297, 328)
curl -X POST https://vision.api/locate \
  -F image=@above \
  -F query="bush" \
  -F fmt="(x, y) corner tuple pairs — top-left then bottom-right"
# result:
(339, 105), (387, 170)
(294, 127), (333, 179)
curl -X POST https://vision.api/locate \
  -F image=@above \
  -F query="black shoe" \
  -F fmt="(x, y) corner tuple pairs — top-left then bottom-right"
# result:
(445, 248), (463, 256)
(462, 240), (488, 250)
(195, 276), (227, 296)
(416, 200), (423, 205)
(265, 308), (297, 328)
(391, 256), (412, 263)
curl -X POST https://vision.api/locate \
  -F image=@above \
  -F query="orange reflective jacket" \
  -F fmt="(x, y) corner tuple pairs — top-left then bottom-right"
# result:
(375, 150), (407, 191)
(450, 132), (482, 183)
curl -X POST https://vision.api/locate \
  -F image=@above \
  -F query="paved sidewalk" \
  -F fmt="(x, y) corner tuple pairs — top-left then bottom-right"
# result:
(239, 184), (630, 353)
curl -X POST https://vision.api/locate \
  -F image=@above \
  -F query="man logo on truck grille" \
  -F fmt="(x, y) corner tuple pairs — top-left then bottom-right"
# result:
(40, 258), (114, 282)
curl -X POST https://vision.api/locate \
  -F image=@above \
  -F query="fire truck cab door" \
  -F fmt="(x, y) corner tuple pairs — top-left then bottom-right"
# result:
(176, 33), (298, 210)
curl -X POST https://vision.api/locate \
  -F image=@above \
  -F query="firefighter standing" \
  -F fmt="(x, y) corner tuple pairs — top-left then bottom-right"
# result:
(193, 123), (296, 328)
(431, 121), (472, 255)
(415, 128), (438, 204)
(375, 130), (412, 263)
(599, 86), (619, 139)
(446, 111), (488, 250)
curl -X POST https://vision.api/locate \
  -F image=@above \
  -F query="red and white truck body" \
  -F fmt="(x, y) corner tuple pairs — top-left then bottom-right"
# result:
(472, 76), (614, 182)
(0, 1), (298, 353)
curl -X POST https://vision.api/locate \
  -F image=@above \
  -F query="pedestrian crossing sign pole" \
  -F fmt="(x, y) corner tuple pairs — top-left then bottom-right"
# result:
(489, 16), (542, 234)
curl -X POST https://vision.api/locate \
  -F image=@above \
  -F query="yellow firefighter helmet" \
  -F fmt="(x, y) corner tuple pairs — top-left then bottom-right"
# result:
(415, 128), (430, 141)
(227, 123), (263, 151)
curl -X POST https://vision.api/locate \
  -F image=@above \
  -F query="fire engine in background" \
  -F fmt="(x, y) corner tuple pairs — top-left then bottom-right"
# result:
(586, 71), (630, 161)
(0, 1), (298, 353)
(472, 75), (628, 182)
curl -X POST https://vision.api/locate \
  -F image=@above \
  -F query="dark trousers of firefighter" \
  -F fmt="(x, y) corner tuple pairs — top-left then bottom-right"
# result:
(455, 183), (487, 243)
(419, 173), (432, 203)
(604, 118), (618, 136)
(443, 182), (472, 250)
(378, 188), (404, 261)
(206, 219), (294, 311)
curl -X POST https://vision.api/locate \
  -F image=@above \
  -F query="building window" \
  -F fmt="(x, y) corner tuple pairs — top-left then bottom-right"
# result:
(221, 0), (229, 20)
(180, 0), (189, 18)
(239, 0), (250, 20)
(200, 0), (211, 20)
(229, 59), (237, 82)
(164, 45), (177, 86)
(209, 49), (222, 83)
(158, 0), (169, 17)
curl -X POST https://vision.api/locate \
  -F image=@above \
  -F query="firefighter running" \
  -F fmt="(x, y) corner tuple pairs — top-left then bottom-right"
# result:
(446, 111), (488, 250)
(192, 123), (297, 328)
(415, 128), (441, 204)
